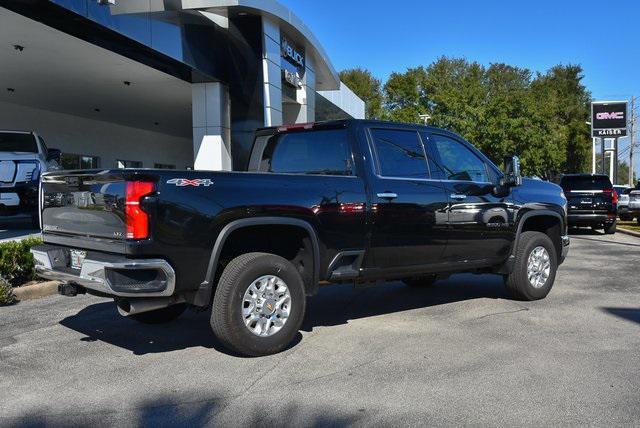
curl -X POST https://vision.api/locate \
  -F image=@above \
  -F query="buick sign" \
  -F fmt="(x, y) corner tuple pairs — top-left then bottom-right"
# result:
(591, 101), (628, 137)
(281, 36), (305, 69)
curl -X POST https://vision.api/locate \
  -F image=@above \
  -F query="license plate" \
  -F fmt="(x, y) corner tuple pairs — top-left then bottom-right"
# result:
(70, 250), (86, 270)
(581, 198), (593, 204)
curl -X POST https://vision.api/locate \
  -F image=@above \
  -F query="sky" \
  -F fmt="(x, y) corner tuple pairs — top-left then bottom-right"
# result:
(279, 0), (640, 172)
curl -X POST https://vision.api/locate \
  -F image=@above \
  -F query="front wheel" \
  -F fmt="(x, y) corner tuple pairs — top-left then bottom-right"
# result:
(504, 231), (558, 301)
(211, 252), (306, 357)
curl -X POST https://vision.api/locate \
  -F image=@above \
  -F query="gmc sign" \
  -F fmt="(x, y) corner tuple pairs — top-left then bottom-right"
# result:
(591, 101), (628, 137)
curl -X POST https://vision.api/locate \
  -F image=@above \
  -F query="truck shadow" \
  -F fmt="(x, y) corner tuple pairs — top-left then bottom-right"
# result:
(59, 273), (507, 357)
(601, 307), (640, 325)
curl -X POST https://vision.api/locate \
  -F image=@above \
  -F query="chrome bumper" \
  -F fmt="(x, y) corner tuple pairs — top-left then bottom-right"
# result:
(31, 248), (176, 298)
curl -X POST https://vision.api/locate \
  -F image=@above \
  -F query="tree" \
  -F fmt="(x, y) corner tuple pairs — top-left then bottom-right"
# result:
(380, 57), (593, 179)
(339, 68), (384, 119)
(531, 65), (592, 177)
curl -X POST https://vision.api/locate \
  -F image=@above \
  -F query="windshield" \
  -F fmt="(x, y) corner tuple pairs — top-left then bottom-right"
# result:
(0, 132), (38, 153)
(560, 175), (612, 191)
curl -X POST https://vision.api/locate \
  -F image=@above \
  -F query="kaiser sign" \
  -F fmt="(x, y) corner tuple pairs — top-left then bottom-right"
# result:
(591, 101), (628, 137)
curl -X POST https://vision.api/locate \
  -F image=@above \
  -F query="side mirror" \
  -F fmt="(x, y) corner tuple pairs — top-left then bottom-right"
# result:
(47, 148), (61, 162)
(501, 155), (522, 187)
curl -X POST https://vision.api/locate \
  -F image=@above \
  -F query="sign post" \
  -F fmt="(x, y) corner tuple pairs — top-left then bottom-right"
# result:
(591, 101), (628, 184)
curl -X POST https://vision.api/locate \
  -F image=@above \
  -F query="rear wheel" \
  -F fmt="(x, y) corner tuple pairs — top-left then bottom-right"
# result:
(504, 231), (557, 301)
(130, 303), (187, 324)
(211, 252), (306, 357)
(604, 221), (617, 234)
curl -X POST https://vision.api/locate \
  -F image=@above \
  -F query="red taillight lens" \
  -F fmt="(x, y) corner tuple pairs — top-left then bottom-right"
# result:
(125, 181), (155, 239)
(603, 189), (618, 204)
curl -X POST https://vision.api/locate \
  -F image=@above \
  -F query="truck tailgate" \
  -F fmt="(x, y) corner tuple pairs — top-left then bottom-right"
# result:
(41, 171), (130, 242)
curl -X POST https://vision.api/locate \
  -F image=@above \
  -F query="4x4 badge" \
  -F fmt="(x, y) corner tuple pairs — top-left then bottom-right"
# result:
(167, 178), (214, 187)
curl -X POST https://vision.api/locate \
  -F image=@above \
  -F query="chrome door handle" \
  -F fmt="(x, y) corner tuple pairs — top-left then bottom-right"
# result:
(450, 194), (467, 200)
(377, 192), (398, 199)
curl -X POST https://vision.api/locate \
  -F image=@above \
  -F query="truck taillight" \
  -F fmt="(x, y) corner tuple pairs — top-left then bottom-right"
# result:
(125, 181), (155, 239)
(603, 189), (618, 205)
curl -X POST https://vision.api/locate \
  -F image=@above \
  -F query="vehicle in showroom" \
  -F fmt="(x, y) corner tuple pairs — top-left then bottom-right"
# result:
(0, 130), (60, 227)
(615, 185), (633, 221)
(31, 120), (570, 356)
(560, 174), (618, 234)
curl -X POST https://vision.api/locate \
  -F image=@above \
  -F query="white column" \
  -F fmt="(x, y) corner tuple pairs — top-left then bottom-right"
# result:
(592, 137), (596, 174)
(295, 55), (315, 123)
(262, 17), (283, 126)
(192, 82), (231, 171)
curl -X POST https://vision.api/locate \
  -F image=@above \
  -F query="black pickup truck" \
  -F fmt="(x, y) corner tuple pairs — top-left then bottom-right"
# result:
(32, 120), (569, 356)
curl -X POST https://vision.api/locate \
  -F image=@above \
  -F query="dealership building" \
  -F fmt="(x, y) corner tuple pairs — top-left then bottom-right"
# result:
(0, 0), (364, 170)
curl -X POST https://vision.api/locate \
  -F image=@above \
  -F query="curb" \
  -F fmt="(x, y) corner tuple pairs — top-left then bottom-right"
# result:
(13, 281), (60, 301)
(618, 228), (640, 238)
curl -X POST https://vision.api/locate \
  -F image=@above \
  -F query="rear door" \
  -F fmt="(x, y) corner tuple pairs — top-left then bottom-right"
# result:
(425, 132), (515, 263)
(364, 127), (449, 272)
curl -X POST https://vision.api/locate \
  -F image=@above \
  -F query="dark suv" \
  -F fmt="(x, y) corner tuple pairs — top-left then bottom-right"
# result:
(560, 174), (617, 234)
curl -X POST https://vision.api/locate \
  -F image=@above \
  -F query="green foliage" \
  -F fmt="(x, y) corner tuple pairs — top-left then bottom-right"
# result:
(347, 57), (593, 179)
(0, 237), (42, 287)
(339, 68), (385, 119)
(0, 276), (17, 306)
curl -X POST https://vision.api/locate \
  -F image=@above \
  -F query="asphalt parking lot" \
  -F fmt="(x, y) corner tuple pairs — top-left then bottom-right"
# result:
(1, 230), (639, 427)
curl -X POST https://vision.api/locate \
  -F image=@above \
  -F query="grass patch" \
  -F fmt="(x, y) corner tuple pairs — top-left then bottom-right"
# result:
(618, 221), (640, 233)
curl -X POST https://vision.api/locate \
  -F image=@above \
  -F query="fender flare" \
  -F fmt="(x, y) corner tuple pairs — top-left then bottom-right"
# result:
(512, 209), (564, 258)
(201, 217), (321, 295)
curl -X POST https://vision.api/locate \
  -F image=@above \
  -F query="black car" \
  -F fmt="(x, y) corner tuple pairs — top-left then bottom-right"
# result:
(560, 174), (617, 233)
(31, 119), (570, 356)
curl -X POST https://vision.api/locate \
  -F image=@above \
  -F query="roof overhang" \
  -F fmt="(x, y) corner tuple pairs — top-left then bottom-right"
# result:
(112, 0), (341, 91)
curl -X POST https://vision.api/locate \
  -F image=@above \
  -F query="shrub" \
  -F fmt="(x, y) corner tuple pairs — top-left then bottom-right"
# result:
(0, 276), (17, 306)
(0, 237), (43, 287)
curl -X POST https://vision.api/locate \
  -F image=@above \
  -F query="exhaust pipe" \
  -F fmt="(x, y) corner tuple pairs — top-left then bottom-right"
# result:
(116, 297), (184, 316)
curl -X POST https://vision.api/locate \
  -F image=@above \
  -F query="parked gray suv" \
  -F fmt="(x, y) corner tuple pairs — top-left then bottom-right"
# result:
(0, 131), (60, 227)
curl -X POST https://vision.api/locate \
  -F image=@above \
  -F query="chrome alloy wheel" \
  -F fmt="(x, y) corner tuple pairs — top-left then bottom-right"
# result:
(527, 246), (551, 289)
(242, 275), (291, 337)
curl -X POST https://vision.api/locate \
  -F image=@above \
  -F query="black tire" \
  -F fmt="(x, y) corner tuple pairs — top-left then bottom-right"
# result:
(130, 303), (187, 324)
(504, 231), (558, 301)
(211, 252), (306, 357)
(637, 218), (640, 226)
(604, 221), (617, 234)
(402, 275), (437, 288)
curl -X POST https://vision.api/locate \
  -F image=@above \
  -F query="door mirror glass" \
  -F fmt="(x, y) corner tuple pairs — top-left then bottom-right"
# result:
(47, 148), (62, 162)
(501, 155), (522, 187)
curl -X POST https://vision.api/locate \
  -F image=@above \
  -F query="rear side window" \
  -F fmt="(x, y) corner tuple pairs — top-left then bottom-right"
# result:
(0, 133), (38, 153)
(257, 129), (353, 176)
(560, 176), (612, 191)
(369, 129), (429, 179)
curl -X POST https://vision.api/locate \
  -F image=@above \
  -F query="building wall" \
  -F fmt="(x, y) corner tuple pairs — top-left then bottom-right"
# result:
(0, 101), (193, 169)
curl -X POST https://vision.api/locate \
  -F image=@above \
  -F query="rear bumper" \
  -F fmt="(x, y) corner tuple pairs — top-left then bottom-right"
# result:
(567, 212), (616, 226)
(31, 244), (175, 298)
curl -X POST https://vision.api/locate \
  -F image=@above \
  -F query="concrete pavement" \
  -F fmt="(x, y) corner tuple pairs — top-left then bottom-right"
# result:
(1, 230), (639, 426)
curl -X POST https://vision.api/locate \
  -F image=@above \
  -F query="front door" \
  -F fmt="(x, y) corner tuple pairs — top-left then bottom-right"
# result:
(425, 132), (515, 264)
(364, 127), (449, 274)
